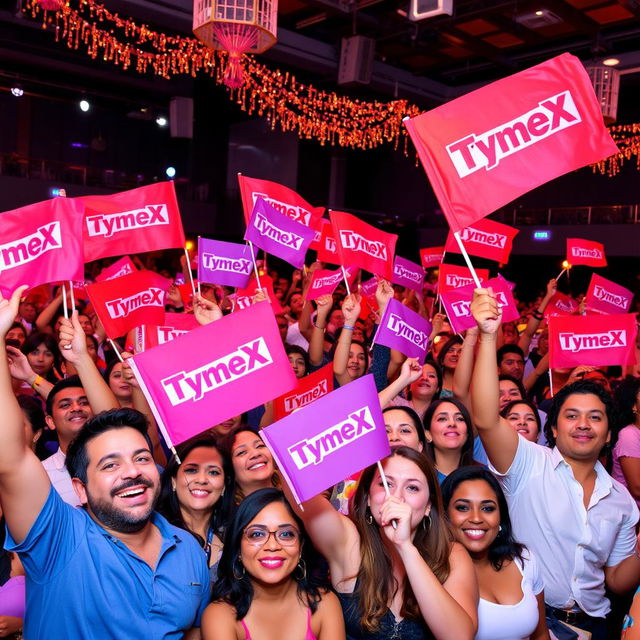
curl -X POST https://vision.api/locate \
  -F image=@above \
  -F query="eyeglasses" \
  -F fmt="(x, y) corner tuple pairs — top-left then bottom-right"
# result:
(243, 525), (300, 547)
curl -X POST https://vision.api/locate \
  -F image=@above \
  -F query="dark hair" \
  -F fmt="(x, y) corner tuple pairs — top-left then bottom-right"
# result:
(45, 375), (84, 416)
(496, 344), (525, 367)
(544, 380), (614, 448)
(158, 438), (234, 546)
(66, 408), (152, 483)
(328, 339), (370, 375)
(441, 466), (525, 571)
(423, 398), (474, 468)
(86, 333), (99, 353)
(7, 322), (27, 340)
(103, 359), (124, 384)
(17, 394), (47, 435)
(498, 374), (526, 400)
(407, 358), (442, 402)
(212, 488), (325, 619)
(22, 332), (63, 383)
(349, 447), (452, 632)
(284, 344), (310, 377)
(613, 376), (640, 431)
(500, 399), (541, 436)
(382, 406), (427, 451)
(437, 335), (463, 370)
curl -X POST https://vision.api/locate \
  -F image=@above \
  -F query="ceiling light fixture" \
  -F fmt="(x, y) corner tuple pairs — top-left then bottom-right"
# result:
(535, 10), (544, 16)
(10, 85), (24, 97)
(602, 58), (620, 67)
(156, 115), (168, 127)
(79, 99), (90, 112)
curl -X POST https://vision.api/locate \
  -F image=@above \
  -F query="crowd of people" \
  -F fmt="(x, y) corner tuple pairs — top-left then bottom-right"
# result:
(0, 250), (639, 640)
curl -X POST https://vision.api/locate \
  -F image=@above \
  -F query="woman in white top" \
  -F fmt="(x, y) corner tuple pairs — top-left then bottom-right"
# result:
(442, 466), (550, 640)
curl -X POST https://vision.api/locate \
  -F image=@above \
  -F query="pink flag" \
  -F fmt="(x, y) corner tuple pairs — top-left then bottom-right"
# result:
(244, 198), (315, 268)
(330, 211), (397, 280)
(0, 198), (85, 296)
(404, 53), (617, 233)
(438, 264), (489, 293)
(129, 301), (297, 446)
(307, 267), (358, 301)
(544, 292), (578, 318)
(134, 312), (200, 352)
(95, 256), (137, 282)
(86, 270), (171, 339)
(440, 276), (519, 333)
(419, 246), (444, 269)
(273, 363), (334, 421)
(549, 313), (637, 369)
(585, 274), (633, 316)
(566, 238), (607, 267)
(360, 277), (378, 299)
(392, 256), (425, 293)
(374, 298), (432, 363)
(261, 374), (390, 505)
(445, 218), (519, 264)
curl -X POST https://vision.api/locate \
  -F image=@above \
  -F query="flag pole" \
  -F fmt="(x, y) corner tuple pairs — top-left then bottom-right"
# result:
(555, 268), (567, 281)
(108, 338), (125, 363)
(341, 265), (352, 296)
(453, 231), (482, 288)
(248, 242), (263, 290)
(61, 283), (69, 320)
(376, 460), (397, 530)
(184, 247), (197, 302)
(68, 281), (76, 312)
(196, 236), (201, 297)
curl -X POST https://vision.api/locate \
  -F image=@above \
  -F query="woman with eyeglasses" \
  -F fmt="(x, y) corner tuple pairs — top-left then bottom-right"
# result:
(202, 488), (345, 640)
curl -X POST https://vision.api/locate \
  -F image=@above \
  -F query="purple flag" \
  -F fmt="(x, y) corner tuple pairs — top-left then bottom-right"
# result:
(360, 276), (377, 298)
(440, 276), (519, 334)
(261, 374), (390, 505)
(197, 238), (252, 288)
(392, 255), (425, 293)
(244, 198), (315, 268)
(374, 298), (432, 363)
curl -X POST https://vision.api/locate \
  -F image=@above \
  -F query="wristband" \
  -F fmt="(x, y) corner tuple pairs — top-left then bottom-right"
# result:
(30, 374), (44, 389)
(532, 310), (543, 320)
(343, 324), (355, 331)
(313, 320), (326, 331)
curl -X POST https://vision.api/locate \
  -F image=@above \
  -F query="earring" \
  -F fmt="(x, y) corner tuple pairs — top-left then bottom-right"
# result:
(498, 525), (503, 533)
(295, 558), (307, 581)
(233, 557), (246, 579)
(422, 514), (431, 530)
(366, 510), (373, 525)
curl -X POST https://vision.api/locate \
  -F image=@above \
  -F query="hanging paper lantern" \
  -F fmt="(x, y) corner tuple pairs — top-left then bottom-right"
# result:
(37, 0), (63, 11)
(193, 0), (277, 88)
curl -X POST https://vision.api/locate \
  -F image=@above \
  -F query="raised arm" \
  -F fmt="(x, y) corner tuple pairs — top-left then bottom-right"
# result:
(333, 294), (361, 386)
(378, 357), (422, 409)
(524, 351), (549, 394)
(470, 289), (519, 473)
(6, 345), (54, 400)
(58, 311), (119, 414)
(452, 327), (478, 409)
(518, 279), (556, 355)
(0, 286), (51, 543)
(34, 289), (65, 334)
(308, 295), (332, 367)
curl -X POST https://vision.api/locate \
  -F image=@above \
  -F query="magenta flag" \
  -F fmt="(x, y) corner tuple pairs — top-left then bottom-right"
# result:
(392, 256), (425, 293)
(440, 276), (519, 334)
(261, 374), (391, 505)
(585, 274), (633, 316)
(197, 237), (252, 288)
(244, 198), (315, 268)
(374, 298), (432, 363)
(307, 266), (358, 301)
(128, 301), (297, 446)
(0, 197), (85, 296)
(95, 256), (137, 282)
(549, 313), (637, 369)
(360, 277), (378, 299)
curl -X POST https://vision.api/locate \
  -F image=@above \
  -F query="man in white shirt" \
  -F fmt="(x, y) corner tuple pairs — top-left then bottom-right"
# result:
(470, 288), (640, 640)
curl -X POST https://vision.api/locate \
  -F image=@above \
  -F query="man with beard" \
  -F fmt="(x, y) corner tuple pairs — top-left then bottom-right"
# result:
(0, 287), (209, 639)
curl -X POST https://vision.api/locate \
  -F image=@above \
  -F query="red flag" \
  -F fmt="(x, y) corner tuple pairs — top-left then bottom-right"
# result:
(86, 270), (171, 339)
(0, 198), (85, 297)
(585, 274), (633, 316)
(135, 312), (200, 352)
(549, 314), (637, 369)
(95, 256), (137, 282)
(445, 219), (519, 264)
(329, 211), (397, 280)
(238, 175), (324, 228)
(566, 238), (607, 267)
(80, 182), (186, 262)
(437, 264), (489, 293)
(316, 219), (339, 264)
(544, 292), (578, 318)
(273, 363), (334, 420)
(404, 54), (618, 233)
(234, 274), (284, 314)
(419, 246), (444, 269)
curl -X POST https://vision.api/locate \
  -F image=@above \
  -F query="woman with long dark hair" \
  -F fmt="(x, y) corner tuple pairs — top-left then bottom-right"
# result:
(437, 335), (463, 399)
(202, 488), (344, 640)
(442, 467), (549, 640)
(21, 332), (63, 383)
(158, 437), (234, 581)
(287, 446), (477, 639)
(423, 398), (476, 484)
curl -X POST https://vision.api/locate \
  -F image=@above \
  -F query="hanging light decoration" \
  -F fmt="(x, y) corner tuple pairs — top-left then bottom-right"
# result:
(193, 0), (277, 88)
(37, 0), (63, 11)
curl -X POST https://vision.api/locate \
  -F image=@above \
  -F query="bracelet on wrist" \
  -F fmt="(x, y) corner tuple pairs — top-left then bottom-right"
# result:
(313, 320), (326, 331)
(30, 374), (44, 389)
(343, 324), (355, 331)
(532, 310), (543, 320)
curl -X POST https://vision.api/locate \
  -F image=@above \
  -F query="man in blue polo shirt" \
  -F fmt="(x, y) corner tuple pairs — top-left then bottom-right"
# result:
(0, 286), (209, 639)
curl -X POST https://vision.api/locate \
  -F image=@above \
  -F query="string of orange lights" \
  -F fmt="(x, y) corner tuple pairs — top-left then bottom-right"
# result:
(23, 0), (640, 171)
